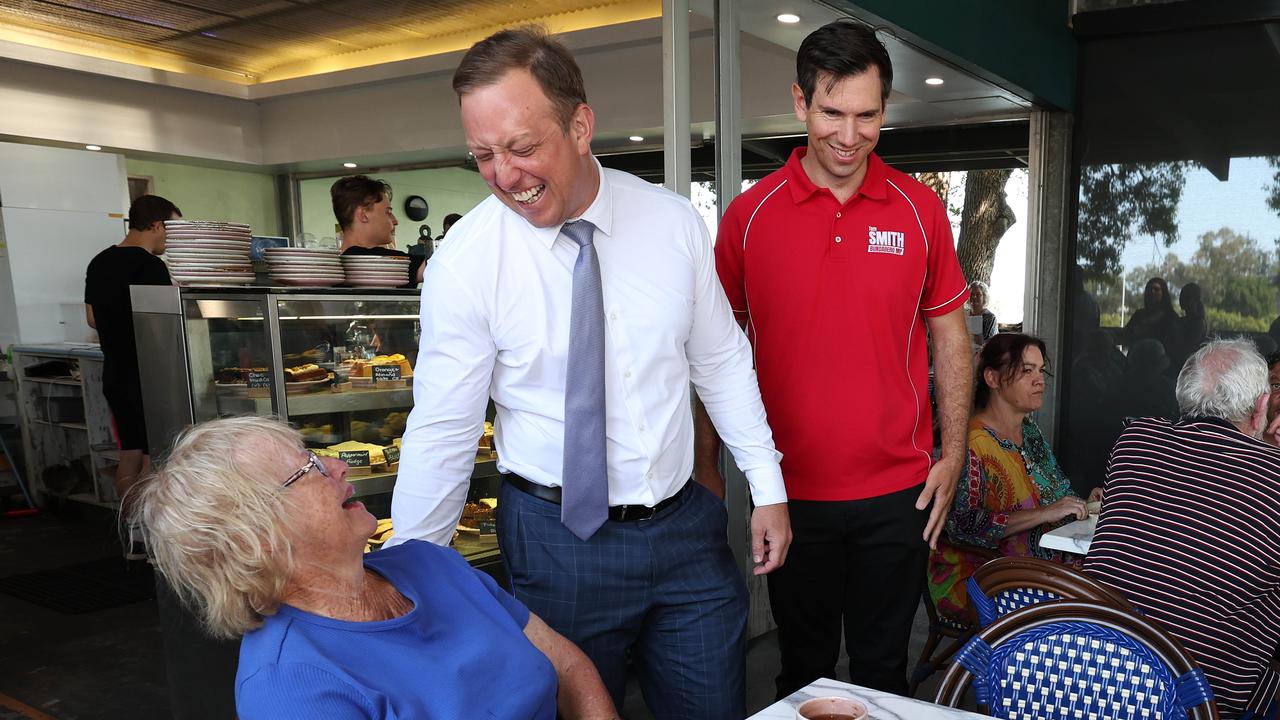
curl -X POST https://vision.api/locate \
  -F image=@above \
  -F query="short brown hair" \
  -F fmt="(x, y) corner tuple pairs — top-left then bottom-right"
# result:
(129, 194), (181, 231)
(452, 25), (586, 129)
(975, 333), (1050, 409)
(796, 20), (893, 106)
(331, 175), (391, 231)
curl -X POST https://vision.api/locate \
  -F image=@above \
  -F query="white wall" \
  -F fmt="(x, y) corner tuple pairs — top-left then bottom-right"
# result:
(0, 59), (263, 165)
(0, 143), (128, 347)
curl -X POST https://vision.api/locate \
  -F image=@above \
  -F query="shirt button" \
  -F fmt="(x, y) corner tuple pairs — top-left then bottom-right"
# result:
(624, 370), (632, 379)
(610, 312), (618, 321)
(836, 212), (842, 218)
(638, 423), (646, 432)
(646, 471), (654, 480)
(835, 236), (842, 243)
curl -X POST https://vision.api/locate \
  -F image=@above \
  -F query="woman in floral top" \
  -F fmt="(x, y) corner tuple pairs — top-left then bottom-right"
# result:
(927, 333), (1102, 619)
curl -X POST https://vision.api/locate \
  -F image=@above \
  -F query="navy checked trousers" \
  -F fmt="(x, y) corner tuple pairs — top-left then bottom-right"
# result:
(497, 480), (749, 719)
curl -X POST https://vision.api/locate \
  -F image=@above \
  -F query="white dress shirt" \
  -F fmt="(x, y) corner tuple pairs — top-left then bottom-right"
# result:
(387, 160), (785, 547)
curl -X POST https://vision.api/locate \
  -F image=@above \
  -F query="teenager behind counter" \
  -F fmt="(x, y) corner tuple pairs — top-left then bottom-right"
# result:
(331, 175), (425, 287)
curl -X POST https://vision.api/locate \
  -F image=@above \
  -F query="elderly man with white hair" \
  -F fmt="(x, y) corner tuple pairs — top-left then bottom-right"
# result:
(1084, 338), (1280, 720)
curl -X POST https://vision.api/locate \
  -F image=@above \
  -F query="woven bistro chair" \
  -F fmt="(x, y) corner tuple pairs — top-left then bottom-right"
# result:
(936, 600), (1220, 720)
(966, 555), (1137, 628)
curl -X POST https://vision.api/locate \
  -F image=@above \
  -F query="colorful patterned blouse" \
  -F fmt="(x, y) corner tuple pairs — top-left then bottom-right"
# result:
(927, 416), (1078, 618)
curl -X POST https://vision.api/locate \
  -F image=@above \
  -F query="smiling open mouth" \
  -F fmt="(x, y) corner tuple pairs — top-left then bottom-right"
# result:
(341, 485), (360, 508)
(512, 185), (544, 204)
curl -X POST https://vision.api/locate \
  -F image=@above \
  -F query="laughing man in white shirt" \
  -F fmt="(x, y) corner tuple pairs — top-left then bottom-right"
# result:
(386, 26), (790, 719)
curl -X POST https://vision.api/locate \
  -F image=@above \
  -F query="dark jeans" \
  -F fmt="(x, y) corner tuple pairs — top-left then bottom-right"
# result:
(497, 480), (748, 719)
(767, 483), (928, 699)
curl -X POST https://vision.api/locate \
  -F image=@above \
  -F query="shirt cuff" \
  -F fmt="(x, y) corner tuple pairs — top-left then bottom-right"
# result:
(745, 464), (788, 507)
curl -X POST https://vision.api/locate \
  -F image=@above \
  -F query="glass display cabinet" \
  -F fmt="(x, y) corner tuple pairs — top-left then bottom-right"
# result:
(130, 285), (501, 569)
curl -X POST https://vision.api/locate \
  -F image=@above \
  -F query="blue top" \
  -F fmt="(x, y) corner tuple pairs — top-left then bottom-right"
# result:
(235, 540), (557, 719)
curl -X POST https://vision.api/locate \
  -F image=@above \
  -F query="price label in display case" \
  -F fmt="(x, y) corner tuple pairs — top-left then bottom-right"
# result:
(247, 370), (272, 398)
(372, 364), (403, 387)
(382, 445), (400, 466)
(338, 450), (371, 474)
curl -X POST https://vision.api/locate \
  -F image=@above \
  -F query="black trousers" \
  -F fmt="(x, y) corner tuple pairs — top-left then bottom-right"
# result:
(766, 483), (928, 700)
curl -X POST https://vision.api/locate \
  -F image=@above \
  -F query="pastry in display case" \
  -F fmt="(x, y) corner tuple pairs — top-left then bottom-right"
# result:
(131, 285), (503, 571)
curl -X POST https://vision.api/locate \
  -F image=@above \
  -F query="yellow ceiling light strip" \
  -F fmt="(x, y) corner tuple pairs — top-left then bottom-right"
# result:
(0, 19), (257, 84)
(255, 0), (662, 83)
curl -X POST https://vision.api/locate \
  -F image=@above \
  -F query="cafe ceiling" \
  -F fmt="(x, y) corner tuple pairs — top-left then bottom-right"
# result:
(0, 0), (660, 83)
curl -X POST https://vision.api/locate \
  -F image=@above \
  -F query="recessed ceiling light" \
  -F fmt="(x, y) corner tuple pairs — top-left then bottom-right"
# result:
(777, 13), (800, 24)
(925, 77), (945, 86)
(629, 135), (644, 142)
(343, 162), (358, 168)
(85, 144), (102, 151)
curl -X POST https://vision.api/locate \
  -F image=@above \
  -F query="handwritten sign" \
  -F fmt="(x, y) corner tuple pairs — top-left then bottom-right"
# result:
(247, 371), (271, 388)
(372, 365), (402, 382)
(338, 450), (370, 467)
(382, 445), (400, 465)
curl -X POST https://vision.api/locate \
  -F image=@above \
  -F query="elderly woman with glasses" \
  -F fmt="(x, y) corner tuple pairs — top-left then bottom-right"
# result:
(927, 333), (1103, 619)
(129, 416), (616, 720)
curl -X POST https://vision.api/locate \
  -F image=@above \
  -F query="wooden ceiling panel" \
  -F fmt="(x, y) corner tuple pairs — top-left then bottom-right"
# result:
(2, 2), (176, 42)
(0, 0), (661, 82)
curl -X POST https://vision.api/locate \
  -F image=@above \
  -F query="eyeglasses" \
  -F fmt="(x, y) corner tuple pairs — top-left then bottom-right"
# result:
(282, 450), (330, 488)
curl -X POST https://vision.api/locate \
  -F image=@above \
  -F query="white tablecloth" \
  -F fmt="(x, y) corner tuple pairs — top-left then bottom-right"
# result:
(746, 677), (988, 719)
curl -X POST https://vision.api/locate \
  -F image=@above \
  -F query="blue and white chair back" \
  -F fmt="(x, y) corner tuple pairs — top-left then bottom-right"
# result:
(936, 601), (1220, 720)
(967, 556), (1136, 628)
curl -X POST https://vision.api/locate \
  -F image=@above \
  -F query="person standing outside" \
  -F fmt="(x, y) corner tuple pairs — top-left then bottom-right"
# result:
(696, 20), (973, 698)
(84, 194), (181, 509)
(331, 175), (425, 286)
(388, 26), (790, 718)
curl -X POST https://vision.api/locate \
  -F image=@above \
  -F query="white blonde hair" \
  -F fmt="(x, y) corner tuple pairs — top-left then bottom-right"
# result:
(127, 416), (306, 639)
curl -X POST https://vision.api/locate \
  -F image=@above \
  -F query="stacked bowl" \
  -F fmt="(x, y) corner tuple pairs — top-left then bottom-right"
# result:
(265, 247), (344, 286)
(341, 255), (411, 288)
(164, 221), (254, 286)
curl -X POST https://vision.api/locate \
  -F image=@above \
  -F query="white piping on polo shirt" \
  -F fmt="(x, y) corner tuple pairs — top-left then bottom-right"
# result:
(739, 178), (789, 368)
(886, 178), (934, 466)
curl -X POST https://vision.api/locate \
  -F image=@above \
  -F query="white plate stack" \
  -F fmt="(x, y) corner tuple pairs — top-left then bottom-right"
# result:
(265, 247), (344, 286)
(164, 221), (254, 286)
(341, 255), (411, 287)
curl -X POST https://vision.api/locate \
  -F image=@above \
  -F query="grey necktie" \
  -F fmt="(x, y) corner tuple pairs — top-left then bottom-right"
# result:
(560, 219), (608, 541)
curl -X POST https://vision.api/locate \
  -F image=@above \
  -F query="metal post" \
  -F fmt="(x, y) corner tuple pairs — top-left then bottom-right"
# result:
(1024, 108), (1074, 445)
(714, 0), (743, 217)
(714, 0), (749, 573)
(662, 0), (691, 197)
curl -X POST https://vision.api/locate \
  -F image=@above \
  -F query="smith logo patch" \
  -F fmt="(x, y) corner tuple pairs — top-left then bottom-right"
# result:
(867, 226), (905, 255)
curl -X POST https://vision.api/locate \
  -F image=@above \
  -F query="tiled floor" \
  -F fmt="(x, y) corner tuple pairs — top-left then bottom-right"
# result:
(0, 507), (944, 719)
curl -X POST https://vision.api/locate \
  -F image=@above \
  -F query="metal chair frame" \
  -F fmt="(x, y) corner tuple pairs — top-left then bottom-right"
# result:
(909, 539), (998, 697)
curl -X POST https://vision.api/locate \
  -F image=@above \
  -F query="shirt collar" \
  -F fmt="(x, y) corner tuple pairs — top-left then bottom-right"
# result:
(784, 147), (888, 204)
(1177, 415), (1247, 434)
(528, 156), (613, 250)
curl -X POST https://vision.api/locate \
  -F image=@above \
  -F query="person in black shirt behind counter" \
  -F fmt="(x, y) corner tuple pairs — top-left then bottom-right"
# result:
(331, 175), (425, 287)
(84, 194), (181, 508)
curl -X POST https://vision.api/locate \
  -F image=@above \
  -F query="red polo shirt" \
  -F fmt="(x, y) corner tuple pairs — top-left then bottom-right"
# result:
(715, 149), (969, 501)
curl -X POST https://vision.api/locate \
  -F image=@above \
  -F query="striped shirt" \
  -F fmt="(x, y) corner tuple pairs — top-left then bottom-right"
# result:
(1083, 416), (1280, 719)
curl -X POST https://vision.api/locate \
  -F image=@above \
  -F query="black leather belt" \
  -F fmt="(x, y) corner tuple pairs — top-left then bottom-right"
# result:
(503, 473), (691, 521)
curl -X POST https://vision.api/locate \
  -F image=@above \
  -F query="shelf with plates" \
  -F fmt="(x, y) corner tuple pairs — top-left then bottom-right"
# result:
(216, 385), (413, 416)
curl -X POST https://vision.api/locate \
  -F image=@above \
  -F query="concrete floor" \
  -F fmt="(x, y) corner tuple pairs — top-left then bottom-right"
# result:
(0, 507), (945, 720)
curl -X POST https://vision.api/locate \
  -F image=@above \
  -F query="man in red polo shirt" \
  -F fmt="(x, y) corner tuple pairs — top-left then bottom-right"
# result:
(695, 20), (972, 698)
